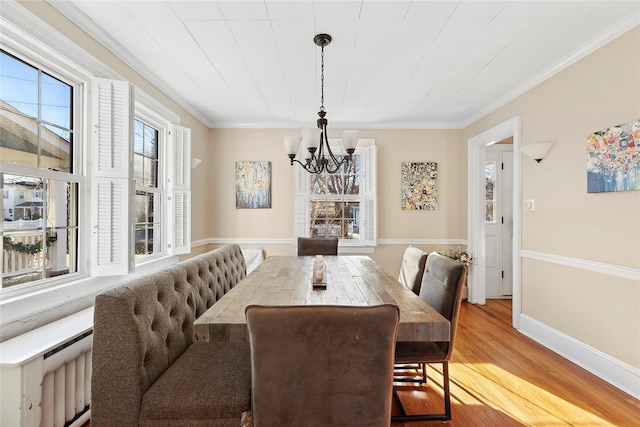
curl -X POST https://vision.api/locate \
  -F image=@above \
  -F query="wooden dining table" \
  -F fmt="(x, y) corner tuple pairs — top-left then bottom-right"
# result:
(193, 255), (450, 343)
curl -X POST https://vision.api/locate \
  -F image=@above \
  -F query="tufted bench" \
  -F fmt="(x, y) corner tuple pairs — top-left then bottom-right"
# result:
(91, 244), (251, 427)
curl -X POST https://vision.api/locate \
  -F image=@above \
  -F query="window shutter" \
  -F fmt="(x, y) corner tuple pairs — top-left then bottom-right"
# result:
(293, 165), (309, 238)
(168, 124), (191, 255)
(171, 125), (191, 190)
(361, 145), (377, 246)
(90, 78), (134, 276)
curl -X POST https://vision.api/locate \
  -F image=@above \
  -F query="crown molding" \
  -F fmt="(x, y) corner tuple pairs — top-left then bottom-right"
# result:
(462, 14), (640, 129)
(207, 120), (464, 129)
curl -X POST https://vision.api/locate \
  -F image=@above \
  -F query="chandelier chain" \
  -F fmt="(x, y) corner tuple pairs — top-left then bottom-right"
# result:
(320, 45), (325, 110)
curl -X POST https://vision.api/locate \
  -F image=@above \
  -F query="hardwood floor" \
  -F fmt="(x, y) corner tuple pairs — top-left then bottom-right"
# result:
(83, 300), (639, 426)
(391, 299), (640, 426)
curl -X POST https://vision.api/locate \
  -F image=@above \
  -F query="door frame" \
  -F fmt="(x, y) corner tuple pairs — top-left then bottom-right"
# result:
(467, 116), (522, 328)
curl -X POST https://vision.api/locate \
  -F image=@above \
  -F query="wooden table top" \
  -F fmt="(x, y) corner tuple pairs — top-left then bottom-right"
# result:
(193, 255), (450, 343)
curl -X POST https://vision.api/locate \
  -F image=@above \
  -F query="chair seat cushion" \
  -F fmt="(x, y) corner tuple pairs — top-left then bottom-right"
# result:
(140, 342), (251, 425)
(395, 341), (448, 364)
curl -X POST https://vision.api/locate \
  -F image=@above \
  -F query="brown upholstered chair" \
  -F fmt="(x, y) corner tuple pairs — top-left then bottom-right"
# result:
(398, 246), (428, 295)
(297, 237), (338, 256)
(392, 252), (467, 422)
(246, 304), (399, 427)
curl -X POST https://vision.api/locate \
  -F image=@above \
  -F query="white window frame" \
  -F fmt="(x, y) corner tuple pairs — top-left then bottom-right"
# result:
(294, 138), (377, 254)
(133, 106), (167, 263)
(1, 41), (87, 290)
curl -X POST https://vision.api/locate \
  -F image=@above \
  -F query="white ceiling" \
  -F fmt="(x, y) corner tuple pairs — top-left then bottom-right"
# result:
(50, 1), (639, 129)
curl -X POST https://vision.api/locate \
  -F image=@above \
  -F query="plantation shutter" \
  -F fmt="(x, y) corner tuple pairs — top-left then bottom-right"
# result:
(293, 164), (310, 238)
(167, 125), (191, 255)
(90, 78), (134, 276)
(360, 144), (377, 246)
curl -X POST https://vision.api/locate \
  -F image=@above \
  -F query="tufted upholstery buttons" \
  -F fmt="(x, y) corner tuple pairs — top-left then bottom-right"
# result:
(122, 246), (246, 395)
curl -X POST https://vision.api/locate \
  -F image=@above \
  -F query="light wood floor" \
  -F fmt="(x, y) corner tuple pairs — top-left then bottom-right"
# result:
(391, 299), (640, 426)
(84, 300), (639, 426)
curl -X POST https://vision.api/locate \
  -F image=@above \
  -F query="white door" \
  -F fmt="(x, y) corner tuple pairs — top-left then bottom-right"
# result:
(485, 145), (513, 298)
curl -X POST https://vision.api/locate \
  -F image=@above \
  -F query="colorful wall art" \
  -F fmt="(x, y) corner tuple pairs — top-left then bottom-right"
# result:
(236, 161), (271, 208)
(587, 119), (640, 193)
(401, 162), (438, 210)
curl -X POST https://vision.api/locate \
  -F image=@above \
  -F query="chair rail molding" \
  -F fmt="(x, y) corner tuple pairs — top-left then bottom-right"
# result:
(520, 250), (640, 281)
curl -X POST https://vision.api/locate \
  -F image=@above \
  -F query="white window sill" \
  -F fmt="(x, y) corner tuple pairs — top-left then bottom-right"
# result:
(0, 255), (179, 338)
(338, 245), (375, 255)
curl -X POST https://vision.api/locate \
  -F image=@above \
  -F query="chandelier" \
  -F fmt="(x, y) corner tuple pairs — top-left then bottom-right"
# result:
(284, 34), (358, 174)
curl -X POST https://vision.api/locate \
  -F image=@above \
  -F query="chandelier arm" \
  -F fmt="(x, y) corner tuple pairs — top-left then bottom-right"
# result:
(322, 129), (347, 174)
(290, 157), (323, 174)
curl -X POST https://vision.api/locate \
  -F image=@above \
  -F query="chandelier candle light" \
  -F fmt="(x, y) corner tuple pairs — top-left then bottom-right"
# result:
(284, 34), (359, 174)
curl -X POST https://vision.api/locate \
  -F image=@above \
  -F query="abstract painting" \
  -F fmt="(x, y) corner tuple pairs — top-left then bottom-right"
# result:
(401, 162), (437, 210)
(236, 161), (271, 208)
(587, 119), (640, 193)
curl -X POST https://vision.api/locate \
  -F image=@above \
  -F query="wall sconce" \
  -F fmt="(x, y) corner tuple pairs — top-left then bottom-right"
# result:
(521, 142), (553, 163)
(191, 157), (202, 170)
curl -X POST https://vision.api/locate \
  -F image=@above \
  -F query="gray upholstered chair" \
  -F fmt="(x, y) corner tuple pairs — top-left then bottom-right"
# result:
(245, 304), (399, 427)
(398, 246), (428, 295)
(392, 251), (467, 422)
(297, 237), (338, 256)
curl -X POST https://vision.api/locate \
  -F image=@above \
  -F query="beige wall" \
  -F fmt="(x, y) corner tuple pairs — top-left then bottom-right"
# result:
(207, 128), (466, 273)
(463, 27), (640, 368)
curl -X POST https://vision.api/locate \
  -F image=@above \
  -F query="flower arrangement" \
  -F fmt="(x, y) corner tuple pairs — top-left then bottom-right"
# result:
(438, 247), (473, 267)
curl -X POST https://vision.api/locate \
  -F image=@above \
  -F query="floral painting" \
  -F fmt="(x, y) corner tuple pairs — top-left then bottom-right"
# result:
(587, 119), (640, 193)
(236, 161), (271, 208)
(401, 162), (437, 210)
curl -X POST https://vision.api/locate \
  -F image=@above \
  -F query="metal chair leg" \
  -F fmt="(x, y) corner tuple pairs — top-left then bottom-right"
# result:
(394, 363), (426, 383)
(391, 361), (452, 423)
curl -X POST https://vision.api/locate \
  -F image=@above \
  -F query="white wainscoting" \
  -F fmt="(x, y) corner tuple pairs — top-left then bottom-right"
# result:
(520, 250), (640, 399)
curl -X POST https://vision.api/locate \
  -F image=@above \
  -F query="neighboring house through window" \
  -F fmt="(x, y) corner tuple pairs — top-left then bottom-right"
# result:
(0, 49), (79, 286)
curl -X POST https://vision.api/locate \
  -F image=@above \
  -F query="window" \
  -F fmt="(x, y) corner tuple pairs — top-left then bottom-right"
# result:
(309, 156), (361, 239)
(134, 119), (161, 257)
(485, 161), (496, 223)
(0, 34), (191, 292)
(294, 139), (377, 250)
(1, 50), (79, 288)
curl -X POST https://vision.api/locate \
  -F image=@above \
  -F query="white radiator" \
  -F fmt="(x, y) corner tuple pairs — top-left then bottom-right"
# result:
(42, 332), (92, 427)
(0, 308), (93, 427)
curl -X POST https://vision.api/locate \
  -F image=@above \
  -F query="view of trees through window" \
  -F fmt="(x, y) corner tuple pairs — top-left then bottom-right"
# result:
(309, 155), (361, 239)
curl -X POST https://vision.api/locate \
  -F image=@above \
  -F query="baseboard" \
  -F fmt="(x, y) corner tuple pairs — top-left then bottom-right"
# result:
(519, 314), (640, 399)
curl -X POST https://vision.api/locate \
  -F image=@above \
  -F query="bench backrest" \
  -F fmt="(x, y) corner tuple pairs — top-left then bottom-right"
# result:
(91, 244), (246, 427)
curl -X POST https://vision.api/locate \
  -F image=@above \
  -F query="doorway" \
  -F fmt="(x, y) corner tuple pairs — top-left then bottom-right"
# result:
(467, 117), (522, 329)
(485, 142), (513, 298)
